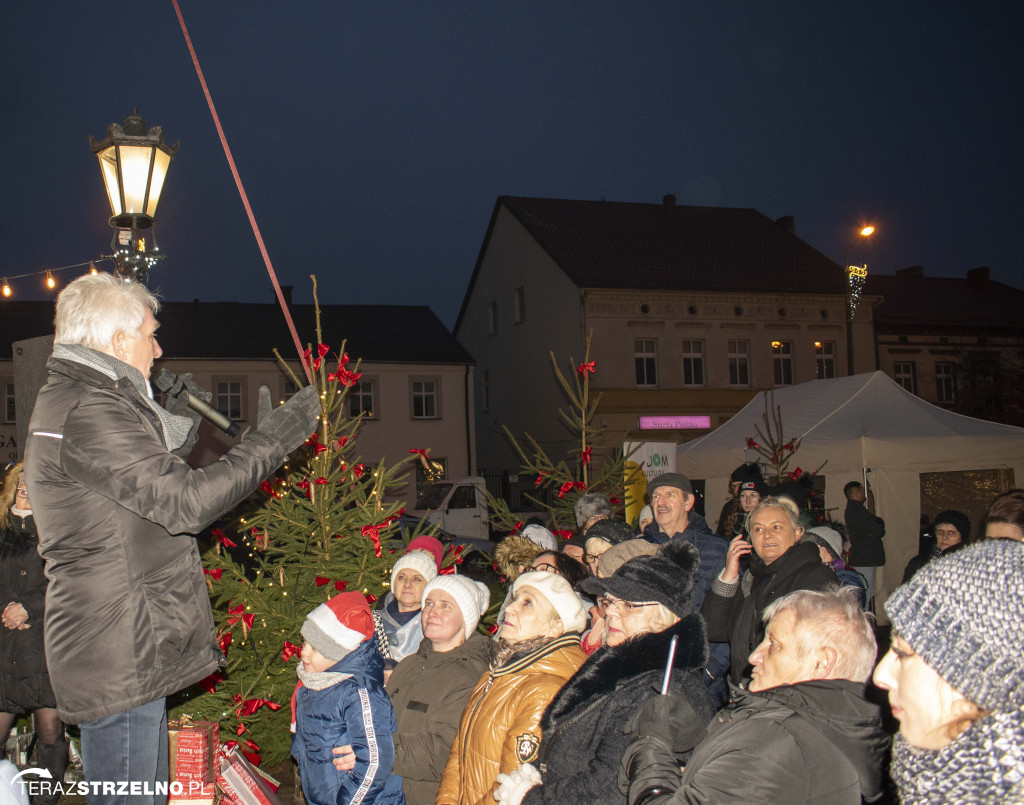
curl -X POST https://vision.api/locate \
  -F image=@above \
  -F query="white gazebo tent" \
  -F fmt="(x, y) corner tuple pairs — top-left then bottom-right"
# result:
(677, 372), (1024, 616)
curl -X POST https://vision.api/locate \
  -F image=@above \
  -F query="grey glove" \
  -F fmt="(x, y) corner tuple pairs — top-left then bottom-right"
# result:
(254, 384), (321, 453)
(163, 373), (211, 458)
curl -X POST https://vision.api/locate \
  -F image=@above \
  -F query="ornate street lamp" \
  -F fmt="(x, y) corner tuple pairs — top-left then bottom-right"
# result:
(843, 225), (875, 375)
(89, 109), (178, 284)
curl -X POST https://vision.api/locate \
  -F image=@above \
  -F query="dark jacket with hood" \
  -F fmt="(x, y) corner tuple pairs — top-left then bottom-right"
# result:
(522, 616), (715, 805)
(702, 541), (837, 686)
(24, 355), (289, 723)
(622, 680), (890, 804)
(386, 632), (492, 805)
(0, 511), (57, 711)
(291, 637), (404, 805)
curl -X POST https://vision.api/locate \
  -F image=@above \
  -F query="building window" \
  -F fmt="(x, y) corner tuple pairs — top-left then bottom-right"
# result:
(681, 339), (705, 387)
(814, 341), (836, 380)
(481, 370), (490, 411)
(772, 341), (794, 386)
(935, 362), (955, 404)
(412, 378), (440, 419)
(348, 379), (376, 419)
(635, 339), (658, 388)
(487, 301), (497, 335)
(728, 340), (750, 387)
(893, 361), (916, 394)
(215, 380), (244, 421)
(513, 287), (526, 324)
(3, 382), (14, 424)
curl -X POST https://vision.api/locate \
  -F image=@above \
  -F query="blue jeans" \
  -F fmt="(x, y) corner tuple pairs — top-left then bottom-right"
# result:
(79, 698), (168, 805)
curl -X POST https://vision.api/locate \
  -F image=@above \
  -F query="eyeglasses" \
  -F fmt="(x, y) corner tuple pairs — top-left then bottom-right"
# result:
(15, 487), (28, 499)
(935, 528), (961, 538)
(532, 563), (559, 574)
(583, 553), (601, 566)
(596, 595), (660, 612)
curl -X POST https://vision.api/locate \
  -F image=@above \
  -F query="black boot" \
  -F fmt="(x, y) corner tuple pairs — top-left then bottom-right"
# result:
(34, 739), (68, 805)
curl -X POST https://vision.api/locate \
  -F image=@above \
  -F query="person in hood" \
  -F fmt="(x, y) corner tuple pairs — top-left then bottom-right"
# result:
(621, 586), (889, 805)
(875, 539), (1024, 804)
(292, 592), (404, 805)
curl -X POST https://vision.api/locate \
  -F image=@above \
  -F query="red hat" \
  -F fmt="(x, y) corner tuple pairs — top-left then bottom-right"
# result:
(406, 535), (444, 571)
(301, 592), (373, 661)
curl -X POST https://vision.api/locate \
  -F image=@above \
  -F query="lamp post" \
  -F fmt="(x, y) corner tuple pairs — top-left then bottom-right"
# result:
(89, 109), (178, 285)
(843, 225), (875, 375)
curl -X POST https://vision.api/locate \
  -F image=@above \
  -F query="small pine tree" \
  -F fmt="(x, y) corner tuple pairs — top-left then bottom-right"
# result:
(169, 278), (461, 767)
(488, 333), (645, 535)
(744, 387), (809, 484)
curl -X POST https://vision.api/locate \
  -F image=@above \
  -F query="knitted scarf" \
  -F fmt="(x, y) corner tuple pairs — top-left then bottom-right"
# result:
(891, 706), (1024, 804)
(53, 343), (192, 451)
(289, 665), (355, 733)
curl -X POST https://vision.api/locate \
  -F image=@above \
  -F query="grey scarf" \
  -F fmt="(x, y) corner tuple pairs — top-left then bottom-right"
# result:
(891, 705), (1024, 804)
(296, 664), (353, 691)
(53, 343), (193, 451)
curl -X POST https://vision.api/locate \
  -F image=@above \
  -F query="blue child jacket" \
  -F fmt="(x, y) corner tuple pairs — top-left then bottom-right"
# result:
(292, 638), (406, 805)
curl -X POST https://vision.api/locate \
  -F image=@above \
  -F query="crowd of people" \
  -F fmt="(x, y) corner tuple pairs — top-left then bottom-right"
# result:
(2, 271), (1023, 805)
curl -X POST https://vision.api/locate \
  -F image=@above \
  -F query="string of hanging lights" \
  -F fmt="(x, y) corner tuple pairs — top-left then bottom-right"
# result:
(1, 259), (108, 298)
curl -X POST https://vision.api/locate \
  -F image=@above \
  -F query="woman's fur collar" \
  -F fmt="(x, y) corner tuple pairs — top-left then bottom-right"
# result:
(542, 614), (707, 731)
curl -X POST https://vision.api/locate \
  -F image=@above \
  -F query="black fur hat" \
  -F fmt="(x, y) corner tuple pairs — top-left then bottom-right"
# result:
(581, 539), (699, 617)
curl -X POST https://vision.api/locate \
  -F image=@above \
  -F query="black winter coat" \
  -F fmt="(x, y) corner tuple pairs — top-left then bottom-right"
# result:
(0, 514), (57, 711)
(25, 356), (288, 723)
(701, 541), (837, 686)
(623, 680), (890, 804)
(844, 500), (886, 567)
(522, 615), (715, 805)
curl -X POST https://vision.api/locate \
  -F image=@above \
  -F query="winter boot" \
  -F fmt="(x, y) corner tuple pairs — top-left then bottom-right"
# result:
(33, 739), (68, 805)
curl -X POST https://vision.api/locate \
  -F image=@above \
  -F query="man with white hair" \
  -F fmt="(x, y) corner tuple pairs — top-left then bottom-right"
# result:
(620, 586), (889, 804)
(23, 273), (321, 804)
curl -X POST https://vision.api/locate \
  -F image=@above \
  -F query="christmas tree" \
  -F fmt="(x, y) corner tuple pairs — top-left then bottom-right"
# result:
(170, 278), (462, 767)
(744, 387), (804, 485)
(488, 333), (645, 535)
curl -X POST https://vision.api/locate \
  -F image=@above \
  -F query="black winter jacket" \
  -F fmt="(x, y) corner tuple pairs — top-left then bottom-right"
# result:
(522, 616), (715, 805)
(0, 513), (57, 711)
(701, 541), (837, 686)
(844, 500), (886, 567)
(24, 356), (288, 723)
(623, 680), (890, 804)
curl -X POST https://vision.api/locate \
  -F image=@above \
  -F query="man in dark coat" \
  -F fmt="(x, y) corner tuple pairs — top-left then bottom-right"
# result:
(23, 274), (321, 804)
(843, 481), (886, 608)
(621, 586), (890, 805)
(640, 473), (729, 705)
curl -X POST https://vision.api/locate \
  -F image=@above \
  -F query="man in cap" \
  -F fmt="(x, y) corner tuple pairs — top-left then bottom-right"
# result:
(640, 473), (729, 705)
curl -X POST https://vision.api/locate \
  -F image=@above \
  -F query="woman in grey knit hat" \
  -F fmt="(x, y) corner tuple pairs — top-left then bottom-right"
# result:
(874, 538), (1024, 803)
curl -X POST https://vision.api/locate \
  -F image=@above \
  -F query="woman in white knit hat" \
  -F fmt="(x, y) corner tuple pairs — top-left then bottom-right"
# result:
(436, 571), (586, 805)
(372, 544), (439, 675)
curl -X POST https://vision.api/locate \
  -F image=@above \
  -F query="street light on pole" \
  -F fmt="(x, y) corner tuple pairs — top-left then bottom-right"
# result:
(89, 109), (178, 285)
(843, 225), (875, 375)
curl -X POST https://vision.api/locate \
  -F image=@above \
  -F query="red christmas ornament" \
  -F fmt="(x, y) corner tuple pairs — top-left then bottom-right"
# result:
(334, 580), (348, 592)
(315, 576), (331, 586)
(364, 592), (378, 605)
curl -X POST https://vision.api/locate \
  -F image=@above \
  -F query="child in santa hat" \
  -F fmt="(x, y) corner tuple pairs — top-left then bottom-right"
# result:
(292, 591), (405, 805)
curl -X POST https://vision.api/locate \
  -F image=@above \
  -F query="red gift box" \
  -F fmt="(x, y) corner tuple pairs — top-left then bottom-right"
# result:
(216, 745), (280, 805)
(169, 718), (220, 785)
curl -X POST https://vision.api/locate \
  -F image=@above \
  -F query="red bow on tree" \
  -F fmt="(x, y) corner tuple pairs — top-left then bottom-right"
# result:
(580, 447), (592, 464)
(315, 477), (329, 486)
(224, 738), (261, 766)
(361, 524), (383, 558)
(203, 568), (223, 580)
(408, 448), (429, 458)
(296, 479), (312, 498)
(219, 632), (232, 654)
(577, 361), (597, 376)
(315, 576), (331, 586)
(439, 566), (456, 575)
(305, 433), (328, 456)
(555, 529), (573, 541)
(788, 467), (804, 480)
(235, 698), (281, 718)
(558, 481), (587, 498)
(197, 670), (224, 694)
(335, 580), (347, 591)
(330, 367), (362, 387)
(512, 521), (524, 535)
(226, 603), (244, 625)
(534, 471), (548, 487)
(281, 641), (299, 662)
(212, 528), (237, 548)
(353, 464), (366, 478)
(259, 480), (280, 499)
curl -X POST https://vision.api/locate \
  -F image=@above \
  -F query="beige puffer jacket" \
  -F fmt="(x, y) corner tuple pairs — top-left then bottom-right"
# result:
(435, 634), (585, 805)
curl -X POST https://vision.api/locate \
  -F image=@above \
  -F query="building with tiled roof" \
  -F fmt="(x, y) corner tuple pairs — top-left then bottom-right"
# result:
(867, 266), (1024, 426)
(1, 293), (477, 495)
(455, 195), (874, 478)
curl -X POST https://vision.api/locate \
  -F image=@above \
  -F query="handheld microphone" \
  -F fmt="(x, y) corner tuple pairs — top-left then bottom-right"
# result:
(154, 369), (240, 437)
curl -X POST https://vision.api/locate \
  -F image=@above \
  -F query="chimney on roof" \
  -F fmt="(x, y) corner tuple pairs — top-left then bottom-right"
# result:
(897, 265), (924, 279)
(775, 215), (795, 234)
(278, 285), (293, 305)
(967, 266), (990, 290)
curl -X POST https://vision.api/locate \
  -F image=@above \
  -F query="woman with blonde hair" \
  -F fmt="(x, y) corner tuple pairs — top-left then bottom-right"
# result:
(874, 539), (1024, 803)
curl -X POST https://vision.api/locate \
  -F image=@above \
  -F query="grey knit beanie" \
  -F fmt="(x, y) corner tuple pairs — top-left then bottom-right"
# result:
(885, 539), (1024, 712)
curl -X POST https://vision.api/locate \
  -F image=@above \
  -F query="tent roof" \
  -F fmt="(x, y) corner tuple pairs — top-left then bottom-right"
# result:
(678, 372), (1024, 476)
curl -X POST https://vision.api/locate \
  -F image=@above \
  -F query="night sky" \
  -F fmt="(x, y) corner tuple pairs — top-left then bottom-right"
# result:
(3, 3), (1021, 333)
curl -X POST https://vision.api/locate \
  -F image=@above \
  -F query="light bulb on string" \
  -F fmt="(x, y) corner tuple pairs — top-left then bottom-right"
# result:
(45, 270), (56, 290)
(1, 279), (10, 298)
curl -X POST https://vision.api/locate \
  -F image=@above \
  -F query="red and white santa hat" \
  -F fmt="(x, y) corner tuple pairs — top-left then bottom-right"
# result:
(301, 591), (374, 661)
